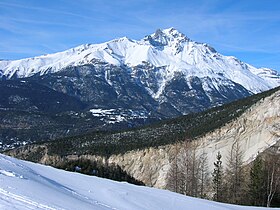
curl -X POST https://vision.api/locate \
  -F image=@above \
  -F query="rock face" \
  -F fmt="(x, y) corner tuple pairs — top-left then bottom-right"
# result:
(0, 80), (86, 113)
(107, 147), (172, 188)
(196, 90), (280, 169)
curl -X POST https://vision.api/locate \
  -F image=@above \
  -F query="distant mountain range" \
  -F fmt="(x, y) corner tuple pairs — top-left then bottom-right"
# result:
(0, 28), (279, 149)
(1, 28), (279, 90)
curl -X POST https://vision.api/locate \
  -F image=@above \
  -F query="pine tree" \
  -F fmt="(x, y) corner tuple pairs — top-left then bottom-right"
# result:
(212, 151), (223, 202)
(249, 155), (265, 206)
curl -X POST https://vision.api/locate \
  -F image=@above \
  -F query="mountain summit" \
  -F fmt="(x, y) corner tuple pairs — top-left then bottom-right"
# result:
(143, 28), (190, 48)
(0, 28), (279, 117)
(1, 28), (279, 92)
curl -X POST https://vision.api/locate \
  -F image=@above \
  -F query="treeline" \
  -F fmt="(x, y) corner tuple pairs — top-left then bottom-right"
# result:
(166, 141), (280, 207)
(43, 86), (280, 157)
(56, 158), (144, 186)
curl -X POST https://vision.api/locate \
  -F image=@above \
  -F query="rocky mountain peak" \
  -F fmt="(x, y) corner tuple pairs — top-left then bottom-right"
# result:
(0, 27), (279, 95)
(143, 27), (189, 47)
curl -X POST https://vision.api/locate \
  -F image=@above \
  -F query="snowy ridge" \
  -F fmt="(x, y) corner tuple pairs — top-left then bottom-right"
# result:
(0, 154), (276, 210)
(0, 28), (279, 94)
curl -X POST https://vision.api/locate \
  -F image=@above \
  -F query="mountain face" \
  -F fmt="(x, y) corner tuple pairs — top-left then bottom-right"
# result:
(0, 80), (87, 113)
(1, 28), (279, 91)
(0, 28), (279, 148)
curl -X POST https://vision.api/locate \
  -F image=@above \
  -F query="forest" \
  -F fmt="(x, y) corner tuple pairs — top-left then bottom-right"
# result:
(41, 86), (280, 157)
(166, 141), (280, 207)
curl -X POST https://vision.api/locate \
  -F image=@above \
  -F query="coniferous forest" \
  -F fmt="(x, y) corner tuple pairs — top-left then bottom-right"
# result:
(20, 86), (279, 158)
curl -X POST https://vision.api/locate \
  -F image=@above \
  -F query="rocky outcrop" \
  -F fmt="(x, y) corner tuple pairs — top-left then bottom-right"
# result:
(107, 146), (172, 187)
(198, 89), (280, 168)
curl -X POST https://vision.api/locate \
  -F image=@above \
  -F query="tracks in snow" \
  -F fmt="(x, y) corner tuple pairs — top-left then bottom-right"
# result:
(0, 188), (60, 210)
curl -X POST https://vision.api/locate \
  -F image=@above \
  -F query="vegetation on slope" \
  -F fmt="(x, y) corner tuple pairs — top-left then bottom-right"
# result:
(56, 159), (144, 186)
(30, 86), (280, 157)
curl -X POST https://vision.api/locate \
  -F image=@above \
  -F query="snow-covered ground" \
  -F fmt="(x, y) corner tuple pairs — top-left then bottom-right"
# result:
(89, 108), (149, 124)
(0, 154), (277, 210)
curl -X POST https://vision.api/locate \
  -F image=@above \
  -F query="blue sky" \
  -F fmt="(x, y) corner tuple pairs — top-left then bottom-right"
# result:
(0, 0), (280, 70)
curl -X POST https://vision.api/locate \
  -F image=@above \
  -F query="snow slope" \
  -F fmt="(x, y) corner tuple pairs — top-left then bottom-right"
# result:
(0, 154), (278, 210)
(0, 28), (279, 94)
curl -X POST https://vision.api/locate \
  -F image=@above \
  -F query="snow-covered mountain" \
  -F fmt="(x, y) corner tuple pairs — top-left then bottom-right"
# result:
(1, 28), (279, 93)
(1, 28), (280, 119)
(0, 154), (275, 210)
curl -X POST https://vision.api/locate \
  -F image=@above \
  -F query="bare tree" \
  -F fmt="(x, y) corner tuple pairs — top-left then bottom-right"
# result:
(167, 140), (209, 198)
(266, 161), (279, 207)
(265, 146), (280, 207)
(179, 141), (202, 196)
(177, 141), (193, 195)
(226, 141), (246, 204)
(166, 142), (180, 193)
(198, 150), (209, 198)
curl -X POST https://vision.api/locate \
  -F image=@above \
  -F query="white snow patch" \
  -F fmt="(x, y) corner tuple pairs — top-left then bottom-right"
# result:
(89, 109), (116, 117)
(0, 170), (16, 177)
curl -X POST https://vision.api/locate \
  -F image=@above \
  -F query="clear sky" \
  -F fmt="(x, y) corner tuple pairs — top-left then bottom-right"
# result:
(0, 0), (280, 70)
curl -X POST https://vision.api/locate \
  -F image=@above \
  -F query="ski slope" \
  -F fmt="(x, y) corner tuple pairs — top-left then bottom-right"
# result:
(0, 154), (278, 210)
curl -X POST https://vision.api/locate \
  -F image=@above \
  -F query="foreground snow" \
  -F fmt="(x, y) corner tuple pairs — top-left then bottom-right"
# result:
(0, 154), (277, 210)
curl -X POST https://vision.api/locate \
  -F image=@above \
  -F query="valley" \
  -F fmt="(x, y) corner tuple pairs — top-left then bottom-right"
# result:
(1, 28), (280, 208)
